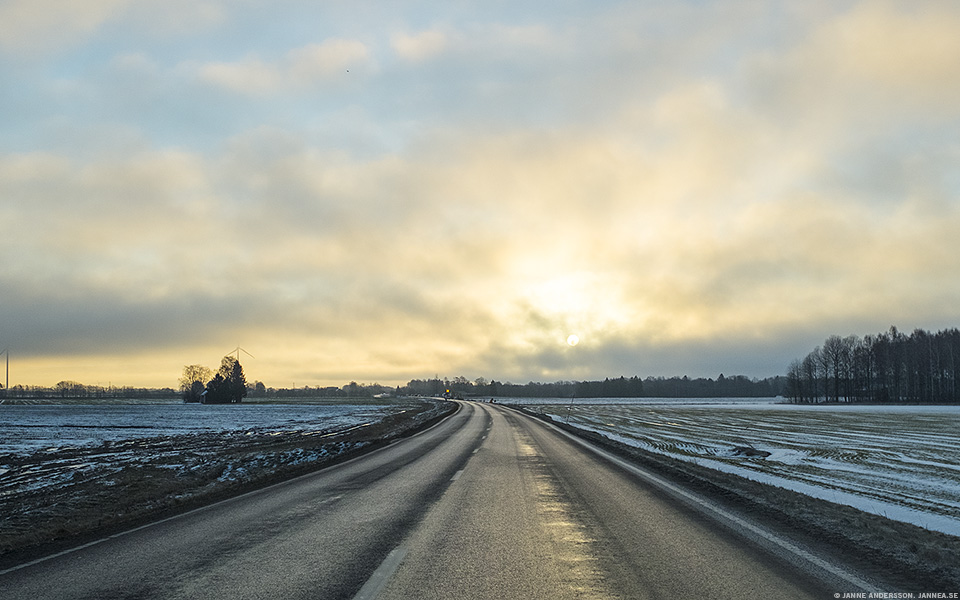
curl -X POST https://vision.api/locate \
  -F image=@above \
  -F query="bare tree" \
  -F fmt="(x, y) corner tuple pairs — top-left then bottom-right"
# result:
(179, 365), (212, 403)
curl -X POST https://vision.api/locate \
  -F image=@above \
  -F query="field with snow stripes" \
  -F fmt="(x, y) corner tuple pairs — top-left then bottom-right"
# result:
(0, 398), (453, 558)
(0, 400), (403, 453)
(508, 399), (960, 536)
(0, 399), (419, 496)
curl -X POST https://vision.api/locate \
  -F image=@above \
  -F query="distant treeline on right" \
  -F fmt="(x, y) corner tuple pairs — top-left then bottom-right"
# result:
(785, 327), (960, 404)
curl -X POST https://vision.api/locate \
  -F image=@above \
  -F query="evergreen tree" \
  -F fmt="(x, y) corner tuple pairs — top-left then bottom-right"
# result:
(203, 356), (247, 403)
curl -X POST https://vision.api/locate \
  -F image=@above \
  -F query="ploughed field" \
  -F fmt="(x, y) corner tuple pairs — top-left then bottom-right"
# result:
(0, 398), (453, 562)
(508, 398), (960, 536)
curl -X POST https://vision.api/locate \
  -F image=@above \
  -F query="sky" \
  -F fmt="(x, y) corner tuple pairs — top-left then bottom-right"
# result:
(2, 1), (960, 389)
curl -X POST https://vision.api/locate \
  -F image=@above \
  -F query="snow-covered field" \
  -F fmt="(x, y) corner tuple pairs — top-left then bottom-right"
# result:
(507, 398), (960, 536)
(0, 398), (451, 557)
(0, 399), (418, 497)
(0, 400), (402, 456)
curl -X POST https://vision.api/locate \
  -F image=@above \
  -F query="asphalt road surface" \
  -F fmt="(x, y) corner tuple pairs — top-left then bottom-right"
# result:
(1, 401), (874, 599)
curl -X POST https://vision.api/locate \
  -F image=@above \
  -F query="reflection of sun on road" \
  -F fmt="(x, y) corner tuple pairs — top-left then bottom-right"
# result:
(377, 404), (617, 600)
(516, 433), (613, 600)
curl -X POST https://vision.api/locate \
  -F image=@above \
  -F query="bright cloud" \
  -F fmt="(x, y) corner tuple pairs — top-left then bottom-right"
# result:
(198, 38), (372, 94)
(392, 30), (449, 62)
(0, 0), (226, 54)
(0, 0), (129, 52)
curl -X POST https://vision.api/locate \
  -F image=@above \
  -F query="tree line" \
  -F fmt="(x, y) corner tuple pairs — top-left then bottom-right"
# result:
(244, 381), (395, 399)
(4, 368), (786, 402)
(402, 374), (785, 399)
(1, 383), (176, 400)
(785, 326), (960, 404)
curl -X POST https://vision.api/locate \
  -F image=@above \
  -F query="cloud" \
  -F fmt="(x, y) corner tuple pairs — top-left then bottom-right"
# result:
(122, 0), (225, 37)
(199, 57), (282, 94)
(0, 0), (129, 53)
(4, 98), (960, 386)
(746, 1), (960, 128)
(0, 0), (225, 54)
(816, 2), (960, 110)
(392, 30), (449, 62)
(287, 39), (372, 81)
(197, 38), (372, 95)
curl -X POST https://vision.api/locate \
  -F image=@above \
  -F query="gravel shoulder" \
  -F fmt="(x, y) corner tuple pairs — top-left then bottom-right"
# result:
(513, 407), (960, 591)
(0, 399), (455, 569)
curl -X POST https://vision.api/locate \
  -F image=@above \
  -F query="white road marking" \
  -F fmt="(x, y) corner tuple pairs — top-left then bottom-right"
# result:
(0, 490), (349, 577)
(451, 469), (465, 481)
(351, 545), (409, 600)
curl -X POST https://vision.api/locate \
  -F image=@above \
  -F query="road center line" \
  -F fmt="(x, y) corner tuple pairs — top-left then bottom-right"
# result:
(0, 488), (351, 577)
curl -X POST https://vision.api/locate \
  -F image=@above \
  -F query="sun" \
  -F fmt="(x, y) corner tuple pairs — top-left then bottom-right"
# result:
(566, 334), (580, 347)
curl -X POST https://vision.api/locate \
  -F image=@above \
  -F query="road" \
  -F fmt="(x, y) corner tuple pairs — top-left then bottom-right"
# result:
(1, 401), (870, 599)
